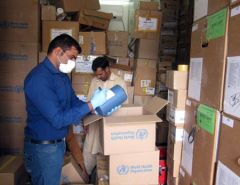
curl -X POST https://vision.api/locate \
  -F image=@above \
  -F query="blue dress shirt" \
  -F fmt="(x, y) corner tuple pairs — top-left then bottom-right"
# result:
(24, 57), (91, 140)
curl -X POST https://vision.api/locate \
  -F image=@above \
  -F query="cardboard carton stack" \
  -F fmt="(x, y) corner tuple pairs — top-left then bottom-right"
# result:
(215, 2), (240, 184)
(165, 70), (188, 185)
(155, 0), (179, 100)
(132, 1), (161, 104)
(181, 1), (229, 185)
(83, 96), (168, 185)
(0, 0), (40, 154)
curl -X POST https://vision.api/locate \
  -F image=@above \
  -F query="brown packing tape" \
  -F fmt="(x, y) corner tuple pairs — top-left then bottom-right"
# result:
(0, 156), (16, 171)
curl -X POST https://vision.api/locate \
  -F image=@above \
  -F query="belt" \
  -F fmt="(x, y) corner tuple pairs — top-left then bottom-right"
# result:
(25, 138), (64, 144)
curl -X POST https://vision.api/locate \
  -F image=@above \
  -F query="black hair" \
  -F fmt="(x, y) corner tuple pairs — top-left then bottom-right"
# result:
(47, 34), (81, 54)
(92, 57), (109, 71)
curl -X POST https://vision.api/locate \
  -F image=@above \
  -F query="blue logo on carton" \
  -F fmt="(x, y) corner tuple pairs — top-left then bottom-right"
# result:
(117, 165), (129, 175)
(136, 129), (148, 140)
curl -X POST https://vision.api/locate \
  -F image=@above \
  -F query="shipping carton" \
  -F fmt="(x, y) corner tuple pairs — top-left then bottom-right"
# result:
(60, 0), (100, 12)
(167, 153), (181, 178)
(133, 59), (157, 96)
(0, 155), (28, 185)
(71, 73), (94, 96)
(168, 89), (187, 109)
(107, 31), (128, 57)
(61, 155), (89, 184)
(223, 4), (240, 119)
(189, 9), (228, 110)
(230, 0), (240, 6)
(78, 10), (113, 30)
(208, 0), (229, 15)
(179, 166), (192, 185)
(79, 32), (106, 55)
(83, 96), (167, 155)
(41, 5), (56, 21)
(109, 150), (159, 185)
(139, 1), (159, 11)
(167, 104), (185, 125)
(0, 0), (40, 42)
(110, 68), (133, 87)
(133, 95), (153, 106)
(39, 51), (47, 63)
(184, 99), (198, 133)
(218, 114), (240, 176)
(42, 21), (79, 52)
(0, 41), (38, 74)
(134, 39), (159, 60)
(75, 55), (99, 73)
(134, 9), (162, 39)
(166, 70), (188, 90)
(127, 86), (134, 104)
(191, 104), (221, 185)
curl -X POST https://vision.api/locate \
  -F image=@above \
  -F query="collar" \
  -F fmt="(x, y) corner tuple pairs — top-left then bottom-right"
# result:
(43, 57), (60, 74)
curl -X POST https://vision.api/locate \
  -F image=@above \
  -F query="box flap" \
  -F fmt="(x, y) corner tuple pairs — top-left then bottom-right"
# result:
(104, 114), (161, 125)
(143, 96), (168, 114)
(83, 114), (102, 126)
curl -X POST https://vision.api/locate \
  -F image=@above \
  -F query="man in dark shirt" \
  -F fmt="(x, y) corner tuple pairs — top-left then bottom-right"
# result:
(23, 34), (108, 185)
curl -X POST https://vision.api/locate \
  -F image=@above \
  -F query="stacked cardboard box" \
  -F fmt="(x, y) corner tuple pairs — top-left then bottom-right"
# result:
(83, 96), (168, 185)
(0, 0), (40, 154)
(165, 70), (188, 185)
(215, 3), (240, 184)
(182, 2), (230, 185)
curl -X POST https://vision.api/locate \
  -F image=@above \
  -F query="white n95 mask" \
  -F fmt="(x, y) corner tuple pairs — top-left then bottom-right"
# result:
(59, 59), (75, 73)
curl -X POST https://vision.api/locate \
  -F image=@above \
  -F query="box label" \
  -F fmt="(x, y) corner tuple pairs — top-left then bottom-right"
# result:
(188, 58), (203, 101)
(50, 29), (72, 41)
(79, 35), (84, 44)
(138, 17), (158, 31)
(194, 0), (208, 21)
(111, 129), (148, 141)
(117, 164), (153, 175)
(168, 90), (174, 105)
(145, 87), (155, 95)
(179, 167), (185, 177)
(197, 104), (216, 135)
(181, 130), (194, 176)
(207, 8), (227, 40)
(141, 80), (151, 87)
(231, 6), (240, 17)
(216, 161), (240, 185)
(75, 55), (98, 73)
(222, 116), (234, 128)
(224, 56), (240, 118)
(124, 74), (133, 82)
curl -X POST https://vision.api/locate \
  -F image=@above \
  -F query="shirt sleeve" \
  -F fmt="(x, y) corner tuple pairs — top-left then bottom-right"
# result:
(24, 75), (91, 129)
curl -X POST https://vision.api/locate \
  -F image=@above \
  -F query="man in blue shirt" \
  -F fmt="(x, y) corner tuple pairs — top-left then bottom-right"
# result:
(23, 34), (108, 185)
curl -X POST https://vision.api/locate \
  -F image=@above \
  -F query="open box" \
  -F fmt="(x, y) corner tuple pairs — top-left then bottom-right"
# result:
(83, 96), (167, 155)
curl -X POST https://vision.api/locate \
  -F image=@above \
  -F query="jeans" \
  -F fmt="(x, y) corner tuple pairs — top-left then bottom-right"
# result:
(23, 140), (66, 185)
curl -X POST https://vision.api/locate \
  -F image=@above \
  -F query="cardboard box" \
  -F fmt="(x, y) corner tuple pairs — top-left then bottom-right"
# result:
(179, 167), (192, 185)
(83, 96), (167, 155)
(0, 155), (28, 185)
(139, 1), (159, 11)
(61, 155), (89, 184)
(166, 70), (188, 90)
(189, 9), (228, 110)
(168, 89), (187, 109)
(230, 0), (240, 6)
(109, 150), (159, 185)
(107, 31), (128, 57)
(134, 39), (159, 60)
(191, 104), (221, 185)
(217, 114), (240, 176)
(79, 32), (106, 55)
(127, 86), (134, 104)
(60, 0), (100, 12)
(133, 59), (157, 96)
(39, 51), (47, 63)
(167, 153), (181, 178)
(223, 5), (240, 119)
(208, 0), (229, 15)
(71, 73), (94, 96)
(133, 95), (153, 106)
(110, 68), (133, 86)
(167, 123), (183, 161)
(184, 99), (198, 133)
(134, 9), (162, 39)
(75, 55), (99, 73)
(42, 21), (79, 52)
(167, 104), (185, 125)
(0, 0), (40, 42)
(0, 41), (38, 74)
(78, 10), (113, 30)
(41, 5), (56, 21)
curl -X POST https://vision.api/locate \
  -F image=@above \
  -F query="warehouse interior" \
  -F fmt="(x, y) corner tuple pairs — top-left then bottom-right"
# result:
(0, 0), (239, 185)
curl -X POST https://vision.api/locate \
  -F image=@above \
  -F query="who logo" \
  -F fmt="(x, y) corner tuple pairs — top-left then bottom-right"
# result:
(136, 129), (148, 140)
(117, 165), (129, 175)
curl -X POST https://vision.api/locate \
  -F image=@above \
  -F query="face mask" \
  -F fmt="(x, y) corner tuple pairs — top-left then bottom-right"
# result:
(57, 55), (76, 73)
